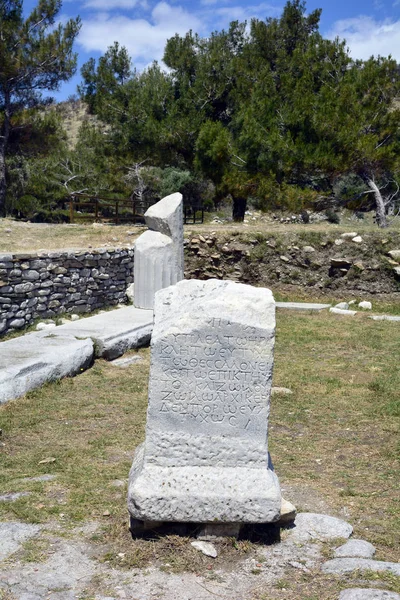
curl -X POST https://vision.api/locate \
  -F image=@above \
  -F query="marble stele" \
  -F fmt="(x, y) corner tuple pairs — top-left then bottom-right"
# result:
(128, 279), (281, 524)
(133, 192), (184, 310)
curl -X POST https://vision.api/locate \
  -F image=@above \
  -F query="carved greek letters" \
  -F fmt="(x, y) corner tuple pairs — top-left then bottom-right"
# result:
(154, 319), (272, 433)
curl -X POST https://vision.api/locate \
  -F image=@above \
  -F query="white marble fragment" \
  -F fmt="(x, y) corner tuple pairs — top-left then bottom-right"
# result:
(134, 193), (184, 309)
(358, 301), (372, 310)
(128, 279), (281, 524)
(191, 541), (218, 558)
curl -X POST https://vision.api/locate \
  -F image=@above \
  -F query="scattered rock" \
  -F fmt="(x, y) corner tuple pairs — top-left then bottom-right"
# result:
(279, 498), (297, 523)
(334, 539), (376, 558)
(330, 308), (357, 316)
(36, 322), (56, 331)
(280, 255), (290, 262)
(302, 246), (315, 253)
(358, 301), (372, 310)
(352, 236), (363, 243)
(339, 590), (400, 600)
(353, 261), (365, 271)
(370, 315), (400, 322)
(271, 387), (293, 395)
(341, 232), (358, 239)
(191, 540), (218, 558)
(335, 239), (345, 246)
(287, 513), (353, 542)
(38, 457), (56, 465)
(322, 558), (400, 576)
(110, 355), (143, 368)
(70, 314), (80, 321)
(334, 302), (349, 310)
(330, 258), (352, 269)
(388, 250), (400, 261)
(125, 283), (134, 303)
(393, 266), (400, 278)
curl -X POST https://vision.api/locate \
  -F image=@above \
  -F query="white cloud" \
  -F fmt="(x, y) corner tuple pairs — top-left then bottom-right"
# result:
(327, 15), (400, 61)
(203, 2), (279, 28)
(78, 2), (202, 68)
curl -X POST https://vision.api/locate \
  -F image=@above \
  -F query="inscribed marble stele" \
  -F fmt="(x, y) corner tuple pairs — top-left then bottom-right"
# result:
(133, 192), (183, 309)
(128, 279), (281, 523)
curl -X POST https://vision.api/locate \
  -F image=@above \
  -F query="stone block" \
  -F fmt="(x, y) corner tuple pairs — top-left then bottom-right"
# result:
(134, 193), (184, 310)
(128, 279), (281, 524)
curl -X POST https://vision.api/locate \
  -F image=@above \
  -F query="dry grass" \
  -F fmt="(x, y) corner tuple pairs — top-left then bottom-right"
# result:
(0, 219), (144, 254)
(2, 208), (400, 254)
(0, 312), (399, 595)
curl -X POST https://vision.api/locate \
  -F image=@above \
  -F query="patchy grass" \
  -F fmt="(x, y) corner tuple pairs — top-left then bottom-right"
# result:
(0, 218), (144, 253)
(0, 312), (399, 596)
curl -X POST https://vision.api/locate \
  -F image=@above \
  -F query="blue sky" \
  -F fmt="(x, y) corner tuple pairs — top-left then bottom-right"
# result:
(23, 0), (400, 100)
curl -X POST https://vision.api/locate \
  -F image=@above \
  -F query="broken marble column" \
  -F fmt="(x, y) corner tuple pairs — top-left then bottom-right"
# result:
(133, 192), (184, 309)
(128, 279), (281, 526)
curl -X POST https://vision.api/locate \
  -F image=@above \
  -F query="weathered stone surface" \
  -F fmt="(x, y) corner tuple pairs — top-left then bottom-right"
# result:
(330, 258), (352, 268)
(370, 315), (400, 322)
(334, 539), (375, 558)
(339, 590), (400, 600)
(0, 331), (94, 404)
(322, 558), (400, 576)
(287, 513), (353, 542)
(134, 193), (183, 309)
(191, 541), (218, 558)
(388, 249), (400, 261)
(275, 302), (331, 311)
(358, 301), (372, 310)
(279, 498), (297, 523)
(271, 387), (293, 395)
(330, 307), (357, 316)
(128, 279), (281, 524)
(352, 236), (363, 243)
(55, 305), (153, 360)
(341, 232), (358, 239)
(0, 522), (41, 560)
(335, 302), (349, 310)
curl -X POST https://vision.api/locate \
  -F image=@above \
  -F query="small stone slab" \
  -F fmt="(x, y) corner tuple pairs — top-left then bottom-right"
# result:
(339, 590), (400, 600)
(275, 302), (331, 311)
(334, 539), (375, 558)
(288, 513), (353, 542)
(370, 315), (400, 322)
(0, 522), (41, 560)
(110, 355), (143, 368)
(322, 558), (400, 576)
(330, 307), (357, 316)
(271, 387), (293, 395)
(0, 331), (94, 405)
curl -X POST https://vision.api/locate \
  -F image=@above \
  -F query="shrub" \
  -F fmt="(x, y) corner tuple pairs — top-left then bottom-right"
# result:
(325, 209), (340, 224)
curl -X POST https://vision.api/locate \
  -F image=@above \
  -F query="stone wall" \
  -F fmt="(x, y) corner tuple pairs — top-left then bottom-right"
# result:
(0, 248), (134, 335)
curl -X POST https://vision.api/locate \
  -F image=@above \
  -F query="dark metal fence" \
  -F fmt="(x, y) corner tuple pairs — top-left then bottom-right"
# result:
(68, 195), (204, 225)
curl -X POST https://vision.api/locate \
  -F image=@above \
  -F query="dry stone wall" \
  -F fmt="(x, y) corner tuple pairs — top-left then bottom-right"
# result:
(0, 248), (134, 336)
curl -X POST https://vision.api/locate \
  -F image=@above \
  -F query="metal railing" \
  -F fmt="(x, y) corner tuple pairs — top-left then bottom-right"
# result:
(68, 195), (204, 225)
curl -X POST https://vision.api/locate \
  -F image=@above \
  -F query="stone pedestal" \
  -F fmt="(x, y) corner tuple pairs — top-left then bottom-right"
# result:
(128, 279), (281, 524)
(134, 192), (183, 309)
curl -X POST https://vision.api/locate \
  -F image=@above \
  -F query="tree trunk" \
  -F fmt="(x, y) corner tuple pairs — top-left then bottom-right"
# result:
(0, 91), (11, 218)
(232, 196), (247, 222)
(360, 173), (387, 228)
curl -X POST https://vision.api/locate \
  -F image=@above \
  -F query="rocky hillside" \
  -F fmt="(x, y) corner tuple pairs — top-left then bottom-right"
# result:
(184, 230), (400, 296)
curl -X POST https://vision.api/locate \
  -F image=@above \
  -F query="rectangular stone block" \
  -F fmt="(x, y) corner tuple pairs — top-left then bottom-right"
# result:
(128, 279), (281, 524)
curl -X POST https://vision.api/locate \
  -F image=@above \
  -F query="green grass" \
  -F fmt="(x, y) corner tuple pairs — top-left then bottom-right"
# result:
(0, 312), (399, 596)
